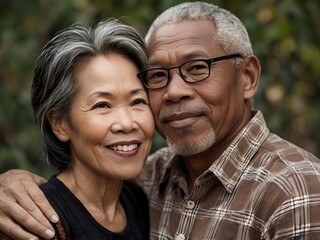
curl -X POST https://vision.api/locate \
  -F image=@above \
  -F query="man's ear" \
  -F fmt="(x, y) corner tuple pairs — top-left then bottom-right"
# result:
(241, 55), (261, 100)
(48, 111), (70, 142)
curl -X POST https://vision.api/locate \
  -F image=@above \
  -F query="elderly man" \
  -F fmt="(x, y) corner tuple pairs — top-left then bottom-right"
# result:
(1, 2), (320, 239)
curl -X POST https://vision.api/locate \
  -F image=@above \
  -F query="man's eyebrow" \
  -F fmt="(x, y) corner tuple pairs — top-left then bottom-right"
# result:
(146, 59), (161, 67)
(182, 51), (212, 59)
(146, 51), (212, 67)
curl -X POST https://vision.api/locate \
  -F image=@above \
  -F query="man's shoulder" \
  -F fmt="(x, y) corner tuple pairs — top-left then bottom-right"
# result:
(261, 133), (319, 165)
(252, 133), (320, 191)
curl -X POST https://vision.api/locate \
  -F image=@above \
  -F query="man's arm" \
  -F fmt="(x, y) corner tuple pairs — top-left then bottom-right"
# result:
(0, 170), (59, 239)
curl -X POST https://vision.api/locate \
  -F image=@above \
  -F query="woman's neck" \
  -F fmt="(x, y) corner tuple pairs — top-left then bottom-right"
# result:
(57, 169), (127, 232)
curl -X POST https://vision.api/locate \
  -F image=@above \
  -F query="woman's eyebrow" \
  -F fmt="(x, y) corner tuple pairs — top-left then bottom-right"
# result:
(88, 88), (146, 100)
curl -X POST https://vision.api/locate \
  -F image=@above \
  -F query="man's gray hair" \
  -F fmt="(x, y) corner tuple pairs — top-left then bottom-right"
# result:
(32, 19), (147, 171)
(145, 1), (253, 57)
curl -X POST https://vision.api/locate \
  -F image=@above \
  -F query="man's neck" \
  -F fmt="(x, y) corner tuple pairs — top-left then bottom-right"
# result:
(182, 145), (225, 189)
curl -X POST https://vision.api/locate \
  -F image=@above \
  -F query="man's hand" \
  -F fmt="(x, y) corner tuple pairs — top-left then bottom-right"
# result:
(0, 169), (59, 239)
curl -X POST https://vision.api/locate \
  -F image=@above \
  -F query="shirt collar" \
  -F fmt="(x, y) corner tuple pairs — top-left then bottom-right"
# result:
(159, 111), (270, 194)
(208, 110), (270, 193)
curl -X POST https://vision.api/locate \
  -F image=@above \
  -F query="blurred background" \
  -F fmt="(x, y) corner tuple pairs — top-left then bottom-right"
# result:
(0, 0), (319, 178)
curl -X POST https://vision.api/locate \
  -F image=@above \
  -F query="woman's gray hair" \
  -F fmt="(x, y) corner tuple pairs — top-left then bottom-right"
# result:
(145, 2), (253, 58)
(32, 19), (147, 171)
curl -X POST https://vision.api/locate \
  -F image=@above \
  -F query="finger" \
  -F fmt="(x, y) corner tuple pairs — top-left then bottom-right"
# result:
(0, 215), (40, 240)
(0, 202), (55, 240)
(8, 186), (58, 230)
(32, 174), (48, 186)
(11, 206), (56, 239)
(0, 170), (58, 238)
(22, 171), (59, 223)
(1, 182), (57, 239)
(3, 171), (59, 224)
(26, 183), (59, 223)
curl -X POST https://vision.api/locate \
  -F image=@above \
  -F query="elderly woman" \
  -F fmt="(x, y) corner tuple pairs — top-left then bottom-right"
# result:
(0, 19), (154, 239)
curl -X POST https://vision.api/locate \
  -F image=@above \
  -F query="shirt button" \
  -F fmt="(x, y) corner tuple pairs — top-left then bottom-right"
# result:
(186, 200), (195, 209)
(175, 233), (186, 240)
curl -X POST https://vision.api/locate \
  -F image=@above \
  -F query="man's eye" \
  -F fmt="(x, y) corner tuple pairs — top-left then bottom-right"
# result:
(185, 62), (209, 78)
(188, 63), (207, 72)
(148, 70), (167, 80)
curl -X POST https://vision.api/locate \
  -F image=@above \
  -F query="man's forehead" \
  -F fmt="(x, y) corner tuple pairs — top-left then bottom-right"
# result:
(146, 50), (213, 66)
(146, 21), (221, 66)
(147, 20), (216, 50)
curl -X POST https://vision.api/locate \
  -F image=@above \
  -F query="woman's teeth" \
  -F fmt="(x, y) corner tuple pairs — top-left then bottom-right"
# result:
(110, 144), (138, 152)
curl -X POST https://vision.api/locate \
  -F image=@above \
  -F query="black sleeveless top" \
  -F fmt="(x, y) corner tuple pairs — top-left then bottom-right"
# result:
(40, 176), (150, 239)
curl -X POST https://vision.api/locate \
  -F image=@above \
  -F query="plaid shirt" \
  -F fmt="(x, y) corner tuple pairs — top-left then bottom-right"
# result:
(137, 111), (320, 240)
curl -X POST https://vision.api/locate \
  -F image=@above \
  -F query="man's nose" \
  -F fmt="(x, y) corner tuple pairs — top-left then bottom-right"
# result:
(164, 69), (194, 103)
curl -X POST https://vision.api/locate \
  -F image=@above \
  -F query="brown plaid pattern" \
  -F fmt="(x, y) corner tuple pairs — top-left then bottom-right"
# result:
(137, 111), (320, 239)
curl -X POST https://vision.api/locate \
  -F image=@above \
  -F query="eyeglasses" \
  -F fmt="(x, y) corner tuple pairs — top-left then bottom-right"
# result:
(137, 54), (243, 90)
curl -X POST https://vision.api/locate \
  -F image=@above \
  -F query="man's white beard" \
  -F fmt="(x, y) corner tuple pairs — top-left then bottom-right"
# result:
(165, 127), (216, 156)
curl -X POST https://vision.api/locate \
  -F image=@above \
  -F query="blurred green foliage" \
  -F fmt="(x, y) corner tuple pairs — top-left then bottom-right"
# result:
(0, 0), (319, 178)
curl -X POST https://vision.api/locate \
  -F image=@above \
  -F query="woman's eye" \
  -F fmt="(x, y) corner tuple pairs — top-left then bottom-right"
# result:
(93, 102), (110, 109)
(132, 98), (148, 106)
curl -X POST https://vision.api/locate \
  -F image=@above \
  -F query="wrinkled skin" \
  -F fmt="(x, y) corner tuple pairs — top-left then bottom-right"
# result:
(0, 19), (260, 240)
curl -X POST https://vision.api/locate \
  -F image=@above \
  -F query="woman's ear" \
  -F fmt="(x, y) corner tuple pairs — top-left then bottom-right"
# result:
(241, 55), (261, 100)
(48, 111), (70, 142)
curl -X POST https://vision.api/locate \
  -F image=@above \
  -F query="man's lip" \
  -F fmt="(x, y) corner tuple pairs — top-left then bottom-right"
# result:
(162, 112), (202, 128)
(163, 112), (200, 122)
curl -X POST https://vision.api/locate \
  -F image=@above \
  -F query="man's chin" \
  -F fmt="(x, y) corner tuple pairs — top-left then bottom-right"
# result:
(165, 131), (216, 156)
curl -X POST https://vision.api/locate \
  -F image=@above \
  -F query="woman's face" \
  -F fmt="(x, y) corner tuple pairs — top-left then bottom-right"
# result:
(57, 54), (154, 180)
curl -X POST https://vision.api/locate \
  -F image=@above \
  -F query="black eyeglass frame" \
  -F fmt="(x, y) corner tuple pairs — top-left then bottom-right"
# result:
(137, 53), (243, 90)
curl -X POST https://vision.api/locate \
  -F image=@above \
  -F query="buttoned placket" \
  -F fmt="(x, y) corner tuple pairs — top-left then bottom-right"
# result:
(174, 190), (200, 239)
(157, 159), (216, 239)
(157, 174), (199, 239)
(174, 171), (217, 239)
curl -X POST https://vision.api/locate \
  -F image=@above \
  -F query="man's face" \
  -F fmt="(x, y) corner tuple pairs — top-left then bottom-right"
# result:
(146, 20), (250, 156)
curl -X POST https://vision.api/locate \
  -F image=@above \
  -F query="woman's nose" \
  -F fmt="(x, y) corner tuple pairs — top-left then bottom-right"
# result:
(111, 108), (137, 133)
